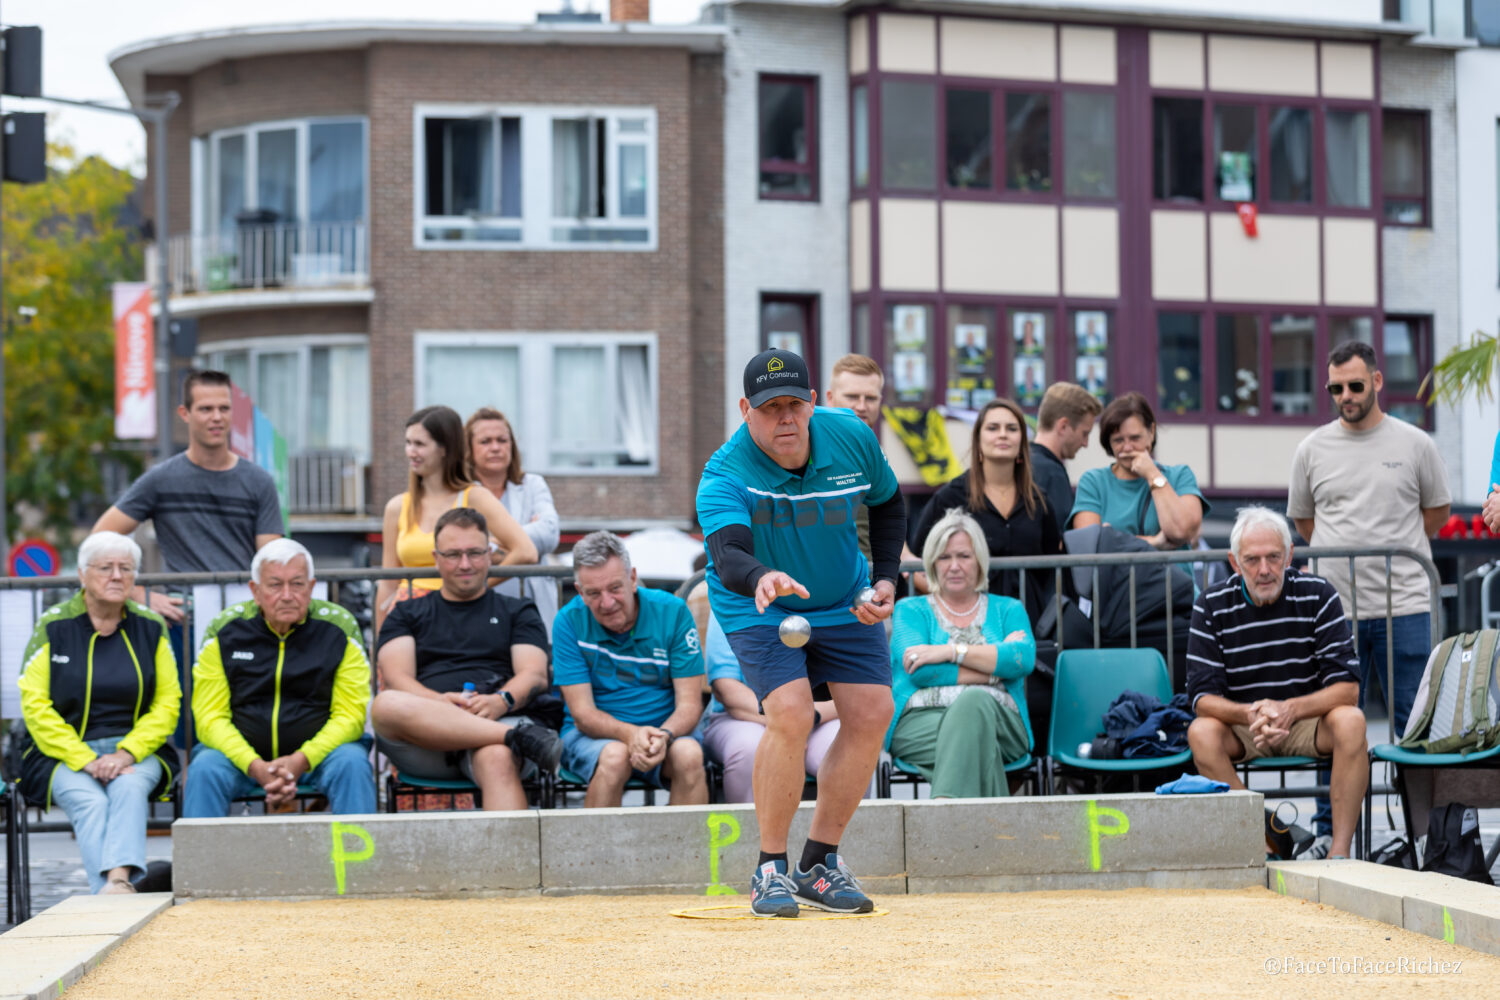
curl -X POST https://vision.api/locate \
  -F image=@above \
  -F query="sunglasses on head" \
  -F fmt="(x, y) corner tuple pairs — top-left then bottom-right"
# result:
(1325, 380), (1366, 396)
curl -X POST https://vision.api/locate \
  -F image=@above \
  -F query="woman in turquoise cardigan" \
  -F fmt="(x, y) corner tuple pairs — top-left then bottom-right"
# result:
(887, 507), (1034, 798)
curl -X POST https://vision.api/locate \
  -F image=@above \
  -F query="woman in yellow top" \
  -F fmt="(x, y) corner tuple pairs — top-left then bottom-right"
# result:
(18, 531), (181, 893)
(376, 406), (536, 634)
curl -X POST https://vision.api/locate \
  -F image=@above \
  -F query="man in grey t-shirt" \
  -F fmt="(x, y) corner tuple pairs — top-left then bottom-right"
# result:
(93, 370), (283, 621)
(1287, 340), (1449, 855)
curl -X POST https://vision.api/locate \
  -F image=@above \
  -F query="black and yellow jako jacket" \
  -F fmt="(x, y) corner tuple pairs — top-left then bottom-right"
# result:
(192, 598), (370, 773)
(17, 592), (182, 809)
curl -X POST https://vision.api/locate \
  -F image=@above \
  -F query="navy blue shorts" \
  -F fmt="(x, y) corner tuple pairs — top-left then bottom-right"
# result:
(724, 620), (891, 701)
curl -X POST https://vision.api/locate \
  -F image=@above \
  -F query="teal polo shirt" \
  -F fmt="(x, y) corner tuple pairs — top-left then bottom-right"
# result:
(552, 585), (703, 730)
(697, 406), (900, 633)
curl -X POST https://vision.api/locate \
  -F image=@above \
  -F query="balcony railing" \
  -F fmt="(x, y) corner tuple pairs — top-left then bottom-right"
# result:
(288, 449), (366, 516)
(159, 222), (369, 296)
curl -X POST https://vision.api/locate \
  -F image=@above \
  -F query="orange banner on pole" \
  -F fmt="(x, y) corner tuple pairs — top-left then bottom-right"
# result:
(113, 282), (155, 440)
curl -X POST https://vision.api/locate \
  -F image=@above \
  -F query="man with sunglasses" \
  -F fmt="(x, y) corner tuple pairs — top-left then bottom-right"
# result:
(1288, 339), (1450, 857)
(370, 507), (563, 810)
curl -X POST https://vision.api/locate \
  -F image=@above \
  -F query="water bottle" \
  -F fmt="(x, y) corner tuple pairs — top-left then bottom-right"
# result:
(462, 681), (477, 703)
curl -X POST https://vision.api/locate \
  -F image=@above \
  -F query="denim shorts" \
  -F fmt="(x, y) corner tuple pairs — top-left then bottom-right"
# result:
(723, 619), (891, 701)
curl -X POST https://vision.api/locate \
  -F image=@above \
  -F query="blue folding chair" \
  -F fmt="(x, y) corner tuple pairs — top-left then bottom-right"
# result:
(1045, 648), (1192, 795)
(1367, 742), (1500, 862)
(878, 752), (1041, 798)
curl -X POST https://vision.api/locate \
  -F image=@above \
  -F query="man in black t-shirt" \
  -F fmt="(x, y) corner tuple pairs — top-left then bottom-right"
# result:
(1031, 383), (1102, 536)
(370, 508), (563, 810)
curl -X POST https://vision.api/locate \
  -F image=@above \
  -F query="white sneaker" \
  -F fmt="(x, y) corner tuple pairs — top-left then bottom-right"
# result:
(1297, 834), (1332, 860)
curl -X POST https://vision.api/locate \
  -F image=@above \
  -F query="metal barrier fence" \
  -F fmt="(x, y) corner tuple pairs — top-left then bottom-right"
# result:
(1, 546), (1440, 746)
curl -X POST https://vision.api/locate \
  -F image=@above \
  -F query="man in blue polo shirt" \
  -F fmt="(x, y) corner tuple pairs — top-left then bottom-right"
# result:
(697, 349), (905, 918)
(554, 530), (708, 807)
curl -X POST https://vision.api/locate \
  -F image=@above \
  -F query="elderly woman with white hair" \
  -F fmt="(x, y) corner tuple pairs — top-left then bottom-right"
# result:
(17, 531), (181, 893)
(886, 509), (1034, 798)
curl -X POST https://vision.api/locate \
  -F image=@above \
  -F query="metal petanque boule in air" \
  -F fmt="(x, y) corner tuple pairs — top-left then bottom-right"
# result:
(778, 615), (812, 647)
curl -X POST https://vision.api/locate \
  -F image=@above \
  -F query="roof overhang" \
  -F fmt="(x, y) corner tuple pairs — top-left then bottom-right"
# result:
(109, 20), (728, 105)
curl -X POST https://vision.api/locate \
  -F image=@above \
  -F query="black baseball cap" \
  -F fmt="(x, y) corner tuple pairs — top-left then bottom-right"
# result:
(743, 349), (814, 408)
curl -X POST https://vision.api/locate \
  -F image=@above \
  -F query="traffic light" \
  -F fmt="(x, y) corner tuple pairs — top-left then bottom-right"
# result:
(2, 26), (44, 184)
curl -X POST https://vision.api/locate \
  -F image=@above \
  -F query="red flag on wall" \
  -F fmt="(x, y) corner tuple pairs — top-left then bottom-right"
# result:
(1236, 202), (1258, 238)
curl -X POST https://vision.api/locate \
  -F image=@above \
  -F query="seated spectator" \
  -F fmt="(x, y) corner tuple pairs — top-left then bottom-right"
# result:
(911, 398), (1062, 623)
(370, 508), (562, 811)
(184, 539), (375, 817)
(1029, 383), (1102, 538)
(701, 612), (847, 803)
(466, 407), (562, 632)
(555, 531), (708, 807)
(1070, 392), (1208, 550)
(18, 532), (180, 893)
(1186, 506), (1367, 860)
(375, 406), (536, 635)
(888, 509), (1034, 798)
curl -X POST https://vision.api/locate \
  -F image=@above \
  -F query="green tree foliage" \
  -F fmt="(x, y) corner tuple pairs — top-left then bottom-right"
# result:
(1422, 331), (1500, 408)
(2, 143), (145, 544)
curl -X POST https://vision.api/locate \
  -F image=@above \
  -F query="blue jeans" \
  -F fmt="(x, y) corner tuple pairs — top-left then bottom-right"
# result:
(51, 736), (163, 893)
(182, 741), (376, 817)
(1313, 612), (1431, 836)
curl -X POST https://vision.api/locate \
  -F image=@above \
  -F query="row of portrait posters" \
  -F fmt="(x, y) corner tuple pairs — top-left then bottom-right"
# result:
(891, 306), (1111, 406)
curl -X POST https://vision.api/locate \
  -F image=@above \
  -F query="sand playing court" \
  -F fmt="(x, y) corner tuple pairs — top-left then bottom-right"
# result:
(66, 888), (1489, 998)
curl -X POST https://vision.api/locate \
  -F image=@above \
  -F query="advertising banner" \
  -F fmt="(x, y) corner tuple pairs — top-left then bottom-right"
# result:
(112, 282), (154, 439)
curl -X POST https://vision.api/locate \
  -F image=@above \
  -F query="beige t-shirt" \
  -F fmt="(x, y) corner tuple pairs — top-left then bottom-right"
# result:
(1287, 415), (1450, 619)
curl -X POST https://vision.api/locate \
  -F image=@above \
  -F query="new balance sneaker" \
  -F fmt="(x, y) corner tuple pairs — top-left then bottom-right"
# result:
(507, 719), (564, 773)
(749, 859), (799, 918)
(792, 853), (874, 913)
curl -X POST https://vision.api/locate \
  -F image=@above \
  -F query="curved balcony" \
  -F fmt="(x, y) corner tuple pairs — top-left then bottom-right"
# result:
(151, 221), (372, 315)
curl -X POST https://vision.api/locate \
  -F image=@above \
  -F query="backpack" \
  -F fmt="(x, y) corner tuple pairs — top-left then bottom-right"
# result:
(1421, 803), (1494, 884)
(1399, 630), (1500, 755)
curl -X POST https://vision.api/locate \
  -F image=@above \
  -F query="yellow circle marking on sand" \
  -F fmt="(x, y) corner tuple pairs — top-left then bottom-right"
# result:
(671, 905), (890, 920)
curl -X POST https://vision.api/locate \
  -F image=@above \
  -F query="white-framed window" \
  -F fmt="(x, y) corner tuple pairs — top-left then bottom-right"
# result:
(199, 335), (371, 460)
(414, 332), (658, 473)
(413, 103), (657, 251)
(194, 117), (368, 233)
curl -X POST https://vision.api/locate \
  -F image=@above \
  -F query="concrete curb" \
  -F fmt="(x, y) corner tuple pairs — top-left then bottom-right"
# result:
(0, 893), (173, 1000)
(1267, 860), (1500, 956)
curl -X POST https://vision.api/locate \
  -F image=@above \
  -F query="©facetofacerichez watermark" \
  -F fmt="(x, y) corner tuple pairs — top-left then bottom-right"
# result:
(1264, 956), (1463, 976)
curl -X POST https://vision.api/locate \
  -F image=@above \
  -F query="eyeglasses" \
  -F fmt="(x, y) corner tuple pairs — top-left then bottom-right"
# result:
(435, 548), (489, 563)
(1326, 381), (1367, 397)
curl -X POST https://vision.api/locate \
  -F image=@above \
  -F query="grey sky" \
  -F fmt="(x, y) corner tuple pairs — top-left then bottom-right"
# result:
(4, 0), (706, 175)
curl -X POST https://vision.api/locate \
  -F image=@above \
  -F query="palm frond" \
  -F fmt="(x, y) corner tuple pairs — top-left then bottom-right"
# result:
(1420, 331), (1500, 406)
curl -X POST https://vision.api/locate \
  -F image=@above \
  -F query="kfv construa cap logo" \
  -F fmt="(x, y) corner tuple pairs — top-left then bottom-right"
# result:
(767, 357), (785, 373)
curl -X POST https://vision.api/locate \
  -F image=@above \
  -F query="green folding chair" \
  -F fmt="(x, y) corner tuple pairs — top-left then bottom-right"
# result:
(1367, 742), (1500, 863)
(878, 753), (1041, 798)
(1046, 648), (1192, 795)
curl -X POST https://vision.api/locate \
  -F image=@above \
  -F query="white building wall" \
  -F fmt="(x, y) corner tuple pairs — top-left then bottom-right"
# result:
(1381, 46), (1465, 500)
(719, 2), (849, 435)
(1455, 49), (1500, 503)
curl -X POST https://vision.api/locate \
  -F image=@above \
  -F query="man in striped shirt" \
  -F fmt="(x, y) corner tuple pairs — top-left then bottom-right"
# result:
(1186, 506), (1367, 860)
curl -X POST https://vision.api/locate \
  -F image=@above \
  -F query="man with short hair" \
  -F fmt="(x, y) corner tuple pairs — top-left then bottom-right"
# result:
(827, 354), (886, 567)
(1186, 507), (1368, 860)
(1288, 340), (1449, 740)
(93, 370), (283, 623)
(699, 348), (903, 917)
(555, 531), (707, 807)
(370, 508), (562, 811)
(184, 539), (374, 816)
(1032, 382), (1102, 537)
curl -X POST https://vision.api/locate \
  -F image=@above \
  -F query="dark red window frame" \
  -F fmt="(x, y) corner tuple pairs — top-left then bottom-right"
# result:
(758, 74), (820, 203)
(1381, 108), (1429, 228)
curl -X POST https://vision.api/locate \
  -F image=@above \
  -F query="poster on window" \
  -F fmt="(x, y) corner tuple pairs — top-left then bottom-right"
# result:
(952, 323), (990, 375)
(892, 306), (928, 349)
(767, 330), (803, 354)
(1219, 152), (1253, 202)
(893, 351), (927, 400)
(1075, 357), (1108, 397)
(1013, 313), (1045, 356)
(1074, 312), (1108, 356)
(1014, 357), (1046, 404)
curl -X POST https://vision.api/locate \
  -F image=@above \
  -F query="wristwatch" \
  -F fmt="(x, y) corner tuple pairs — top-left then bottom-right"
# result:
(953, 643), (969, 664)
(499, 689), (516, 711)
(1150, 475), (1168, 490)
(661, 727), (676, 747)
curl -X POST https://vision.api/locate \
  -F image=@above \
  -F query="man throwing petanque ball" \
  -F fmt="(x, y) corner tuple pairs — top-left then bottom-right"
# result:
(697, 349), (905, 917)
